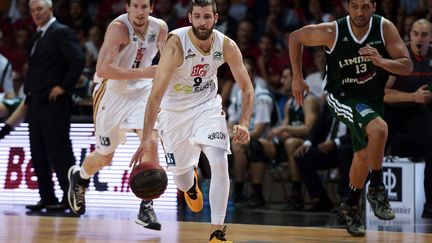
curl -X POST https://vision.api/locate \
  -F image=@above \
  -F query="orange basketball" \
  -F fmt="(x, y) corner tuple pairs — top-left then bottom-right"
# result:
(129, 162), (168, 200)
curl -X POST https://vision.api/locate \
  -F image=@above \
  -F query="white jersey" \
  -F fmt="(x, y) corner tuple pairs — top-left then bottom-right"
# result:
(106, 14), (162, 94)
(160, 27), (226, 111)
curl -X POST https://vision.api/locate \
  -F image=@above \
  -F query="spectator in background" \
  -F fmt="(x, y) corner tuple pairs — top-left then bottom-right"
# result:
(10, 0), (36, 31)
(219, 19), (259, 112)
(402, 14), (419, 43)
(0, 53), (18, 120)
(278, 28), (315, 79)
(2, 26), (31, 94)
(384, 18), (432, 218)
(230, 58), (279, 208)
(303, 0), (334, 24)
(24, 0), (85, 211)
(257, 0), (302, 47)
(215, 0), (237, 38)
(153, 0), (179, 30)
(295, 104), (353, 212)
(256, 33), (282, 92)
(83, 25), (104, 73)
(0, 99), (27, 140)
(304, 47), (326, 102)
(234, 19), (260, 59)
(262, 65), (320, 210)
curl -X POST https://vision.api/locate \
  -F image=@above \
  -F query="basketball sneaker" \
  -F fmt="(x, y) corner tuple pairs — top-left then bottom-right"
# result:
(337, 202), (365, 237)
(67, 165), (89, 215)
(135, 200), (161, 231)
(367, 184), (395, 220)
(184, 168), (203, 212)
(209, 226), (232, 243)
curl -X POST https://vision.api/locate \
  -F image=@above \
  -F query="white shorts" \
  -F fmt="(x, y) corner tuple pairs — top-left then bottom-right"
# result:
(158, 97), (231, 175)
(93, 82), (151, 155)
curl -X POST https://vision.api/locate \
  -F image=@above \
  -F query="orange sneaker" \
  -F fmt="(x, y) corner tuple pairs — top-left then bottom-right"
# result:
(184, 168), (203, 212)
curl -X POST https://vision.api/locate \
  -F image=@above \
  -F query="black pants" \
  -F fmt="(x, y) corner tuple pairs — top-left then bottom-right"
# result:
(27, 95), (76, 203)
(295, 144), (353, 200)
(385, 104), (432, 204)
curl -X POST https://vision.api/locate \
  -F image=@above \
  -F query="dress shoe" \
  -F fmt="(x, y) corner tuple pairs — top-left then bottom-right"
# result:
(422, 203), (432, 218)
(46, 202), (70, 211)
(304, 196), (334, 212)
(25, 200), (58, 211)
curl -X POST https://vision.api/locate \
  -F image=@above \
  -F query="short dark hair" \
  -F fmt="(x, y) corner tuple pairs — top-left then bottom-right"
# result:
(347, 0), (376, 4)
(125, 0), (155, 6)
(188, 0), (218, 14)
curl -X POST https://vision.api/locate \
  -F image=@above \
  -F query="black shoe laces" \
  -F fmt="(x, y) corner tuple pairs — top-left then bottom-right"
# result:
(74, 185), (87, 205)
(141, 203), (157, 222)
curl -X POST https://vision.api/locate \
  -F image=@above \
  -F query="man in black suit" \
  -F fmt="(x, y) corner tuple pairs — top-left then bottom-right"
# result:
(25, 0), (85, 211)
(294, 104), (353, 211)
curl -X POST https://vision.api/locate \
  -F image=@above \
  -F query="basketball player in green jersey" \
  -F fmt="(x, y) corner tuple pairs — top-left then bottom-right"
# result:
(289, 0), (413, 236)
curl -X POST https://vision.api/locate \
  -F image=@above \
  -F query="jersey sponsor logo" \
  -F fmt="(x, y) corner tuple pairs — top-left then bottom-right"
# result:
(208, 131), (226, 140)
(213, 51), (222, 60)
(173, 80), (216, 94)
(99, 136), (111, 146)
(355, 103), (374, 117)
(367, 40), (382, 45)
(165, 153), (176, 166)
(342, 71), (376, 85)
(191, 64), (210, 76)
(339, 56), (371, 68)
(147, 33), (156, 42)
(342, 36), (349, 42)
(132, 47), (146, 68)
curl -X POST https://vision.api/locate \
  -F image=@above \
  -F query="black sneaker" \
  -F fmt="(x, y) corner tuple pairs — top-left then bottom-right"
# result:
(284, 191), (304, 211)
(367, 184), (395, 220)
(135, 200), (161, 231)
(422, 203), (432, 218)
(209, 226), (232, 243)
(337, 202), (365, 237)
(248, 193), (265, 209)
(67, 165), (89, 215)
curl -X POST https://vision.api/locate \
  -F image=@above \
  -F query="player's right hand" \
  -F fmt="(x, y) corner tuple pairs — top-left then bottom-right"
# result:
(232, 124), (250, 144)
(292, 77), (310, 106)
(130, 139), (150, 168)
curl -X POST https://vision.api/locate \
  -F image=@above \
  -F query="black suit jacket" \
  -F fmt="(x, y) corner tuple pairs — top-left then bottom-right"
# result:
(306, 104), (351, 146)
(25, 21), (85, 99)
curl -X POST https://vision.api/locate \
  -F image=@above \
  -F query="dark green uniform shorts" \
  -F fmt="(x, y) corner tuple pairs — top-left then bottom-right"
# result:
(326, 93), (383, 152)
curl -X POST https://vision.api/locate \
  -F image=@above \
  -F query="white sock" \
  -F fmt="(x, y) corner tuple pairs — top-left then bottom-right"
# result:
(79, 167), (91, 180)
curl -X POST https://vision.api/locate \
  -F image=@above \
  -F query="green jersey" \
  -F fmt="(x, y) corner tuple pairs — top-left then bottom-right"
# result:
(325, 14), (390, 102)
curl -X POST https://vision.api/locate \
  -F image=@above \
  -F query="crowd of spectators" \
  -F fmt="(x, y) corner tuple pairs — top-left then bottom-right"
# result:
(1, 0), (432, 215)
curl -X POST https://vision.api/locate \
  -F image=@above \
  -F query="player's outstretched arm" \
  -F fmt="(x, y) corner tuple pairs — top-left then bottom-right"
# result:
(130, 35), (183, 167)
(224, 38), (254, 144)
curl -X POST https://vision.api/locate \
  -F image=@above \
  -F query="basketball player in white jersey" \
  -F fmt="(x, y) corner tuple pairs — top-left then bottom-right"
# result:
(67, 0), (168, 231)
(130, 1), (253, 242)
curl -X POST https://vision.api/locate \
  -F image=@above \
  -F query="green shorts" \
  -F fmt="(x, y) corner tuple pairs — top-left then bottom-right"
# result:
(2, 97), (23, 114)
(326, 93), (383, 152)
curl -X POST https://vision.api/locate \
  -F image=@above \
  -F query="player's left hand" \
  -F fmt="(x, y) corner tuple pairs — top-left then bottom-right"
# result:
(232, 124), (250, 144)
(49, 86), (65, 101)
(130, 139), (151, 168)
(359, 44), (383, 66)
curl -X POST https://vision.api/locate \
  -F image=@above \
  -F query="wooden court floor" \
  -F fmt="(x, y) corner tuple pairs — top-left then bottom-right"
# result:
(1, 214), (432, 243)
